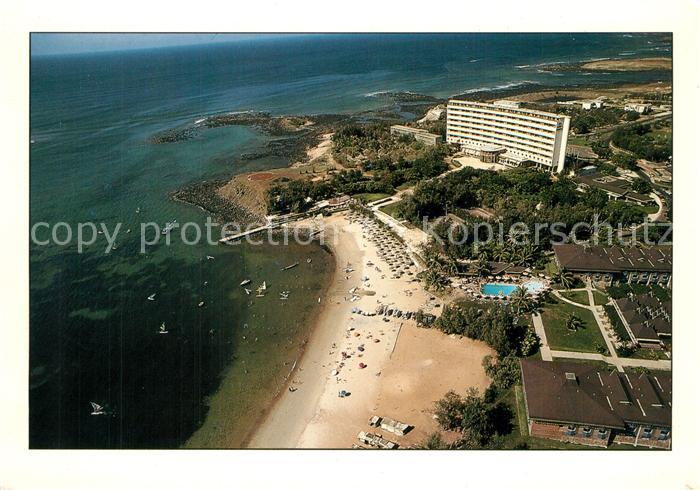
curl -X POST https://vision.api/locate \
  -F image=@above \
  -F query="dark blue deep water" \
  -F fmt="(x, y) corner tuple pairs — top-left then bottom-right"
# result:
(29, 33), (671, 448)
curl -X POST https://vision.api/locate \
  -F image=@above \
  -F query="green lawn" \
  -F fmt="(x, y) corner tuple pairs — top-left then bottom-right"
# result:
(560, 290), (590, 305)
(639, 203), (660, 215)
(629, 348), (668, 361)
(593, 290), (610, 305)
(380, 200), (403, 218)
(559, 289), (608, 306)
(353, 192), (392, 204)
(568, 136), (590, 146)
(540, 299), (608, 354)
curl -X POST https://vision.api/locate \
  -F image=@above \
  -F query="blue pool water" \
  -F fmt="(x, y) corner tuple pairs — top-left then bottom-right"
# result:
(481, 280), (544, 296)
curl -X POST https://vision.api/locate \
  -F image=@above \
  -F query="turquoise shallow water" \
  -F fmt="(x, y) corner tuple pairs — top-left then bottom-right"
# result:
(29, 33), (670, 448)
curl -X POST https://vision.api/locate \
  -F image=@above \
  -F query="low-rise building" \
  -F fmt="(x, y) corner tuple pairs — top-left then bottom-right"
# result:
(390, 125), (442, 146)
(581, 99), (604, 110)
(624, 103), (652, 114)
(611, 292), (671, 348)
(552, 244), (672, 286)
(573, 173), (655, 206)
(520, 359), (671, 449)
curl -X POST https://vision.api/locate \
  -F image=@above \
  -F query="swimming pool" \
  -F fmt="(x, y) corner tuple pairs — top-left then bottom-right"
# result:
(481, 280), (544, 297)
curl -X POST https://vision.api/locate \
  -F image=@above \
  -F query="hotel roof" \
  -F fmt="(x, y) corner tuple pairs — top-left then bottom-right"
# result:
(520, 360), (671, 429)
(553, 244), (672, 273)
(447, 99), (566, 121)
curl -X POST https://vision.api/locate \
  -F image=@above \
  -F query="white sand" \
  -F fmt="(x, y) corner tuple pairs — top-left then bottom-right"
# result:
(247, 212), (493, 448)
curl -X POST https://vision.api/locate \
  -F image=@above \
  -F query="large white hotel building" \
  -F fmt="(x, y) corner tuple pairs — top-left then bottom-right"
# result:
(446, 99), (571, 173)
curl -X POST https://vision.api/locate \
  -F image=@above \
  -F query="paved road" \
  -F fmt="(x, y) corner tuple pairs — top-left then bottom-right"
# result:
(549, 350), (671, 371)
(531, 313), (552, 361)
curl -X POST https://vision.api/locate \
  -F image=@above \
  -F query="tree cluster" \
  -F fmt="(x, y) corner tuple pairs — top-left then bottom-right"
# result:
(611, 125), (672, 162)
(434, 302), (533, 358)
(433, 388), (514, 448)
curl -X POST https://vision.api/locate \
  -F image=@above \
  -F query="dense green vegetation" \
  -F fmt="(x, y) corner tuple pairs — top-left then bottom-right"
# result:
(395, 167), (647, 266)
(557, 106), (626, 135)
(434, 302), (536, 358)
(603, 304), (632, 344)
(267, 123), (453, 214)
(606, 283), (671, 301)
(611, 124), (672, 162)
(432, 387), (514, 448)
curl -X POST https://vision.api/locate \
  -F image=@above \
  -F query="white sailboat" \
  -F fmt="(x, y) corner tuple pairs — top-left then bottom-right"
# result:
(240, 279), (251, 286)
(147, 293), (156, 301)
(159, 322), (168, 334)
(162, 220), (177, 235)
(206, 255), (215, 260)
(90, 402), (105, 415)
(244, 288), (251, 295)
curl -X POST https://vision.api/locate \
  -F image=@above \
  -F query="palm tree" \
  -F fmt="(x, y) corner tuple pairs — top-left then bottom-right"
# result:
(475, 256), (491, 277)
(443, 258), (459, 278)
(565, 313), (584, 332)
(421, 267), (447, 292)
(492, 244), (509, 263)
(553, 270), (575, 290)
(510, 286), (532, 314)
(512, 243), (536, 267)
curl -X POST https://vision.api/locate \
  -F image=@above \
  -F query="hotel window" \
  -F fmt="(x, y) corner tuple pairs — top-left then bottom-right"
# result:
(582, 427), (592, 437)
(642, 427), (653, 439)
(658, 429), (669, 441)
(597, 428), (608, 439)
(565, 425), (576, 436)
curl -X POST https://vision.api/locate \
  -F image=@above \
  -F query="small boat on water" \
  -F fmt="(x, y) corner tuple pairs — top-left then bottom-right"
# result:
(244, 288), (251, 295)
(162, 220), (177, 235)
(198, 301), (205, 307)
(281, 262), (299, 271)
(240, 279), (251, 286)
(279, 291), (290, 300)
(306, 258), (312, 263)
(206, 255), (215, 260)
(147, 293), (156, 301)
(90, 402), (105, 415)
(159, 322), (168, 334)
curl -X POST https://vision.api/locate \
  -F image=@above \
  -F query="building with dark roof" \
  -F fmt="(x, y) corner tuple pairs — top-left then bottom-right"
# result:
(611, 292), (672, 348)
(553, 244), (672, 286)
(520, 359), (671, 448)
(573, 173), (655, 206)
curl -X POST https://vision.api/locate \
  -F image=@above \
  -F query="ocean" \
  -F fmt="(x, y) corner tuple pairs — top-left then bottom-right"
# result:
(29, 33), (671, 448)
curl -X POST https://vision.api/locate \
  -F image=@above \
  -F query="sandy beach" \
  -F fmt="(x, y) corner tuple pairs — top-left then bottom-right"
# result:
(247, 212), (494, 448)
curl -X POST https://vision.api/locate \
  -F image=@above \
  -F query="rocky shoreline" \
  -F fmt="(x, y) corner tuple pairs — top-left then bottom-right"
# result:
(172, 180), (265, 227)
